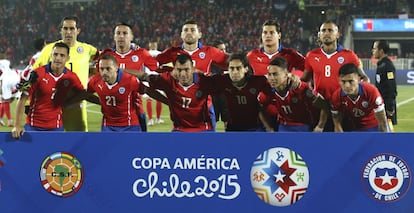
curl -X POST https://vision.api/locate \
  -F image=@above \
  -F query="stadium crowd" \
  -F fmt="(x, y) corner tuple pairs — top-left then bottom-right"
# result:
(0, 0), (406, 67)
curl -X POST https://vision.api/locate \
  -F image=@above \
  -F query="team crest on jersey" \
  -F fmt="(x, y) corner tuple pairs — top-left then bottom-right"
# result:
(77, 46), (84, 54)
(40, 152), (84, 198)
(195, 90), (203, 98)
(291, 97), (298, 104)
(361, 101), (368, 108)
(132, 55), (139, 62)
(119, 87), (126, 94)
(337, 56), (345, 64)
(250, 147), (309, 207)
(199, 52), (206, 59)
(249, 88), (257, 94)
(362, 153), (411, 202)
(63, 79), (70, 87)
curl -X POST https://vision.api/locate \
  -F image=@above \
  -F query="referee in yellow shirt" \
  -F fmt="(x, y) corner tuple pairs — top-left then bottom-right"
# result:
(32, 16), (98, 131)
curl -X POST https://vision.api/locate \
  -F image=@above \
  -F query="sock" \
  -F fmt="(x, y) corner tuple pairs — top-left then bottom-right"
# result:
(0, 102), (3, 120)
(156, 101), (162, 119)
(3, 101), (11, 120)
(146, 98), (153, 120)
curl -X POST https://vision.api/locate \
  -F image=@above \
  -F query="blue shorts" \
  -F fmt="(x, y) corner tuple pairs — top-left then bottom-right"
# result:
(24, 124), (64, 131)
(278, 124), (311, 132)
(101, 125), (142, 132)
(209, 105), (216, 131)
(353, 126), (379, 132)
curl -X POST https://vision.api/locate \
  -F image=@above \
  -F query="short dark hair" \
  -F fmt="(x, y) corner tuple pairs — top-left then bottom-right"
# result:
(183, 19), (198, 26)
(60, 16), (79, 28)
(228, 52), (249, 67)
(339, 63), (358, 76)
(114, 22), (133, 32)
(321, 20), (338, 29)
(212, 39), (225, 47)
(228, 52), (252, 77)
(176, 54), (193, 65)
(269, 56), (288, 70)
(262, 20), (281, 33)
(376, 40), (390, 54)
(33, 38), (45, 51)
(53, 42), (70, 55)
(99, 54), (118, 66)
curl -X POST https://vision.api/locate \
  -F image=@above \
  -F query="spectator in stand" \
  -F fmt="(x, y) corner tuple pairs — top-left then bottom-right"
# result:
(372, 40), (397, 126)
(301, 20), (369, 132)
(331, 63), (388, 132)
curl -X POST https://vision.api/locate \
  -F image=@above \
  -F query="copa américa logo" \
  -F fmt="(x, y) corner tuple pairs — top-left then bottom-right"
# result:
(250, 147), (309, 206)
(362, 153), (411, 202)
(40, 152), (84, 198)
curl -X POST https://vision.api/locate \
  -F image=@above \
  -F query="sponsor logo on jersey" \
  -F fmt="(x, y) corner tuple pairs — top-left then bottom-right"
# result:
(40, 152), (84, 198)
(362, 153), (411, 202)
(251, 147), (309, 206)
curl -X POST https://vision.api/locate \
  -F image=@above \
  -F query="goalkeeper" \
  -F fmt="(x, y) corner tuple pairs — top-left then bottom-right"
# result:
(31, 16), (98, 131)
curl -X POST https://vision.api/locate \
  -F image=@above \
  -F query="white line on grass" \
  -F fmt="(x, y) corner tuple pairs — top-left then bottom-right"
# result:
(86, 104), (101, 114)
(397, 97), (414, 107)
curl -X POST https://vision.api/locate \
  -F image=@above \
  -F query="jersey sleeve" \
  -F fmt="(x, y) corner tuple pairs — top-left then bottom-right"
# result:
(142, 49), (159, 71)
(70, 72), (85, 92)
(304, 52), (314, 73)
(87, 74), (99, 93)
(210, 47), (228, 70)
(87, 44), (99, 61)
(330, 89), (341, 115)
(156, 48), (176, 65)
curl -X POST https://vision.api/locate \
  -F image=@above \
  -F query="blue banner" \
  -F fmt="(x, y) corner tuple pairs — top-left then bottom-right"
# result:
(0, 132), (413, 212)
(354, 18), (414, 32)
(366, 69), (414, 85)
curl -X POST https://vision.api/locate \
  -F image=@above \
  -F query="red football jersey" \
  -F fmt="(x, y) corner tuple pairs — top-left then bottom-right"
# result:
(149, 72), (213, 132)
(88, 70), (144, 127)
(156, 43), (227, 74)
(261, 82), (315, 126)
(27, 64), (84, 128)
(305, 46), (360, 101)
(331, 82), (384, 131)
(247, 46), (305, 76)
(212, 74), (273, 129)
(101, 48), (158, 114)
